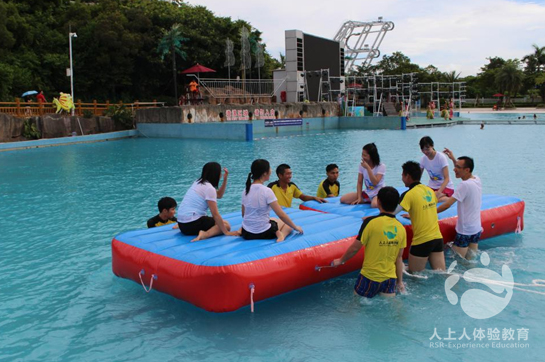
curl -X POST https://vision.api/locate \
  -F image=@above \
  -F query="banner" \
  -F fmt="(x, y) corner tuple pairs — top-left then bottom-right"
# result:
(264, 118), (303, 127)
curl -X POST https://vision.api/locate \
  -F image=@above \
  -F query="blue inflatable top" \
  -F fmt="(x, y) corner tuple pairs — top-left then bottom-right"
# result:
(115, 208), (362, 267)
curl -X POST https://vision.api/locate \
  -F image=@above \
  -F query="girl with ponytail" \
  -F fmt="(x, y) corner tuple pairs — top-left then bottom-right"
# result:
(240, 159), (303, 242)
(177, 162), (240, 241)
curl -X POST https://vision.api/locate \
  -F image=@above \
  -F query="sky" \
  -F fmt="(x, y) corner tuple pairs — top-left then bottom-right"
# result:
(187, 0), (545, 76)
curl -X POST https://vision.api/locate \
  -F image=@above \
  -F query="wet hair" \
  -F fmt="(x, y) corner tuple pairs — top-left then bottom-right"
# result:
(326, 164), (338, 173)
(246, 159), (271, 195)
(402, 161), (422, 182)
(197, 162), (222, 188)
(158, 197), (177, 212)
(377, 187), (399, 212)
(363, 143), (380, 167)
(419, 136), (434, 150)
(458, 156), (474, 172)
(276, 163), (291, 177)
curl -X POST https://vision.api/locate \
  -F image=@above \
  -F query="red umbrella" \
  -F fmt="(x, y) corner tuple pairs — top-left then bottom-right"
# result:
(181, 63), (216, 75)
(492, 93), (504, 97)
(346, 83), (363, 88)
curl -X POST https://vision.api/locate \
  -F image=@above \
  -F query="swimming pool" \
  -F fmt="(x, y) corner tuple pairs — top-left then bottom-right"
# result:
(462, 112), (545, 121)
(1, 125), (544, 361)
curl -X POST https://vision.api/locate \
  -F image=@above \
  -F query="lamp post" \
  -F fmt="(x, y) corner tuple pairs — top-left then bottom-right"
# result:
(69, 31), (77, 116)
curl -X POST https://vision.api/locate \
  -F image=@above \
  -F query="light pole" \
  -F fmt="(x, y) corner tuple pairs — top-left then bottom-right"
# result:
(69, 31), (77, 116)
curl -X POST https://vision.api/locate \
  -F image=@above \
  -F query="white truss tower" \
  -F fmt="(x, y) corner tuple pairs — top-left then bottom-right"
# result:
(334, 18), (394, 73)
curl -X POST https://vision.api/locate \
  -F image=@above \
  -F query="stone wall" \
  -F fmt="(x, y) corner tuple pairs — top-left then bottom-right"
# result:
(0, 113), (121, 142)
(135, 102), (340, 124)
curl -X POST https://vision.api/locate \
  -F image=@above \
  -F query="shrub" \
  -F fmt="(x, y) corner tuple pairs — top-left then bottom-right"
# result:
(82, 109), (94, 118)
(104, 105), (134, 128)
(22, 118), (40, 139)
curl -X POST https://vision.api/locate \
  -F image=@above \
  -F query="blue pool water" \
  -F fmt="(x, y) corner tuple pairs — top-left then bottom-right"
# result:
(1, 125), (544, 361)
(462, 112), (545, 121)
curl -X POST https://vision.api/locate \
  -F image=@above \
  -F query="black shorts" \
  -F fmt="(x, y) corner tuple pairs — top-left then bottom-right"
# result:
(178, 216), (215, 236)
(241, 220), (279, 240)
(410, 238), (444, 258)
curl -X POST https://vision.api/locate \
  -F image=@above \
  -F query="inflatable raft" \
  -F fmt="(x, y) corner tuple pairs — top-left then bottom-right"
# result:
(112, 194), (524, 312)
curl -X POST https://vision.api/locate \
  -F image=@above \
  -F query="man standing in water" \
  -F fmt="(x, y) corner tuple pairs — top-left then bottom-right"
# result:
(437, 150), (482, 259)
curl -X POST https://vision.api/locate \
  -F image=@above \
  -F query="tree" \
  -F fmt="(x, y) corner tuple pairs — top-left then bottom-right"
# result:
(443, 70), (461, 83)
(495, 60), (524, 107)
(157, 24), (188, 101)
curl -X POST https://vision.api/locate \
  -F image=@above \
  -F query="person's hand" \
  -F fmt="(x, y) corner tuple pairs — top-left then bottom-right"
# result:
(332, 258), (344, 267)
(401, 213), (410, 219)
(223, 168), (229, 179)
(434, 190), (444, 198)
(226, 230), (240, 237)
(360, 158), (369, 169)
(315, 197), (326, 203)
(172, 224), (179, 229)
(351, 198), (362, 205)
(443, 148), (455, 161)
(396, 282), (406, 294)
(294, 226), (304, 234)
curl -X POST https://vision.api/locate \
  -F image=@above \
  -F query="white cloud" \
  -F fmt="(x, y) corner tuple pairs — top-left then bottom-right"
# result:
(188, 0), (545, 75)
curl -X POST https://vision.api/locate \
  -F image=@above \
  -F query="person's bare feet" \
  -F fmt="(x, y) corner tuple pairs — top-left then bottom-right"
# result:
(276, 232), (285, 242)
(191, 230), (207, 242)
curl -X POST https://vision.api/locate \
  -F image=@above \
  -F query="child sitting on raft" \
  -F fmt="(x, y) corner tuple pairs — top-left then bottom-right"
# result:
(340, 143), (386, 208)
(316, 163), (340, 198)
(241, 159), (303, 242)
(419, 136), (454, 202)
(177, 162), (240, 242)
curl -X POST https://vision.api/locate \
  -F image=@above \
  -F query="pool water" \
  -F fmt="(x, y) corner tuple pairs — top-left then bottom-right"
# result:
(462, 112), (545, 121)
(1, 125), (544, 361)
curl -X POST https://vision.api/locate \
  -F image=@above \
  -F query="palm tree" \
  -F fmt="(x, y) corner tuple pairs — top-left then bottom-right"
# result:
(158, 24), (188, 101)
(495, 60), (524, 107)
(443, 70), (461, 83)
(522, 44), (545, 73)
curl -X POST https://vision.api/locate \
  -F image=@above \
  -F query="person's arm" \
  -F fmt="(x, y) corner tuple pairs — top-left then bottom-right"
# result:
(332, 238), (363, 266)
(208, 200), (238, 236)
(217, 168), (229, 199)
(437, 197), (456, 213)
(269, 201), (303, 233)
(299, 194), (326, 203)
(361, 160), (382, 186)
(352, 173), (364, 205)
(241, 204), (245, 217)
(436, 166), (450, 196)
(395, 249), (406, 293)
(443, 148), (456, 165)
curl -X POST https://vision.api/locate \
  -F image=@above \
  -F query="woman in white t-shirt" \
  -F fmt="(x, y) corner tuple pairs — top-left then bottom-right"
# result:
(241, 159), (303, 242)
(340, 143), (386, 208)
(177, 162), (239, 241)
(419, 136), (454, 202)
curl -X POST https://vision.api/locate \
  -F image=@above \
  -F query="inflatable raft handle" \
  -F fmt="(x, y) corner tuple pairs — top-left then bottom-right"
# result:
(139, 269), (157, 293)
(515, 217), (522, 234)
(315, 261), (336, 271)
(249, 283), (255, 313)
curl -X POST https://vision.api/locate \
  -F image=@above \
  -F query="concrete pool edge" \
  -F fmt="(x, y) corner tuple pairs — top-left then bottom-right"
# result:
(0, 130), (139, 152)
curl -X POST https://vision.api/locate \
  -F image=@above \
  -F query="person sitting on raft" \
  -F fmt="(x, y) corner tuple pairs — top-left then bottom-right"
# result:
(268, 164), (326, 208)
(419, 136), (454, 202)
(147, 197), (178, 228)
(242, 159), (303, 242)
(332, 187), (406, 297)
(316, 163), (340, 198)
(177, 162), (239, 241)
(340, 143), (386, 208)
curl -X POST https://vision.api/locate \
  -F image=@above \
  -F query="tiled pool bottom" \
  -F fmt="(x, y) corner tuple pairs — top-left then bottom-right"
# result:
(1, 125), (544, 361)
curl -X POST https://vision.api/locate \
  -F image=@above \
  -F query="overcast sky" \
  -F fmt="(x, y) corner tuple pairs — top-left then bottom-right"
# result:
(187, 0), (545, 76)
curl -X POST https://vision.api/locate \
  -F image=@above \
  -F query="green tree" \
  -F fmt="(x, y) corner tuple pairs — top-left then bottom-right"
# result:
(495, 60), (524, 107)
(157, 24), (188, 100)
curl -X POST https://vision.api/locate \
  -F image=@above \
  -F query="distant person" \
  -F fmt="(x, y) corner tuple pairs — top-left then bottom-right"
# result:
(437, 150), (482, 259)
(147, 197), (178, 228)
(340, 143), (385, 208)
(36, 90), (46, 103)
(522, 115), (526, 120)
(189, 79), (199, 100)
(317, 164), (340, 198)
(419, 136), (454, 202)
(177, 162), (239, 241)
(480, 122), (484, 130)
(242, 159), (303, 242)
(268, 164), (326, 208)
(332, 187), (406, 297)
(398, 161), (445, 273)
(534, 114), (537, 120)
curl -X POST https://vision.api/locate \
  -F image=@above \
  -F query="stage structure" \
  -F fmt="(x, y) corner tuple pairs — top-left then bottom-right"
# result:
(343, 74), (466, 116)
(334, 18), (395, 74)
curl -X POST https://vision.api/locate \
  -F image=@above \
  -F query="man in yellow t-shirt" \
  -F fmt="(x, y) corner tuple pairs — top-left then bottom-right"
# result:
(316, 164), (340, 198)
(333, 187), (406, 298)
(398, 161), (445, 272)
(268, 164), (326, 207)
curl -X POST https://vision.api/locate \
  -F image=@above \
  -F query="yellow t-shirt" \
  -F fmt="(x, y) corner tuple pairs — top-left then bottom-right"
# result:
(268, 181), (303, 208)
(317, 179), (340, 198)
(399, 183), (443, 246)
(358, 214), (407, 282)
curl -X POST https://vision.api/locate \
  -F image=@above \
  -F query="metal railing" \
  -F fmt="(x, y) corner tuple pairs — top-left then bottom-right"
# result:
(0, 99), (163, 118)
(197, 78), (286, 99)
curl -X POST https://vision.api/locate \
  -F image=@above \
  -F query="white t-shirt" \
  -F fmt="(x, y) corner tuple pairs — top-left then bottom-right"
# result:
(358, 163), (386, 199)
(241, 183), (278, 234)
(420, 152), (454, 190)
(177, 181), (217, 223)
(452, 176), (482, 235)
